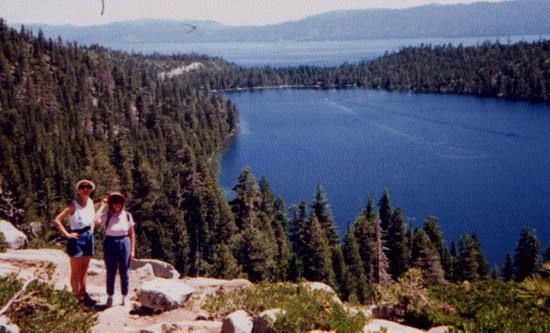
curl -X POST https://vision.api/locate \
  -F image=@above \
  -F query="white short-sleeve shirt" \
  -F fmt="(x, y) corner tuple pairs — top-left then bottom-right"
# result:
(99, 210), (135, 237)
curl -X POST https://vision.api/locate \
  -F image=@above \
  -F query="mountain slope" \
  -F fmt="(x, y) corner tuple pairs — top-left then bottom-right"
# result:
(18, 0), (550, 43)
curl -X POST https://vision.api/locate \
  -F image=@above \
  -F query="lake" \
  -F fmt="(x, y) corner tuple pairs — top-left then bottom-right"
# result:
(218, 88), (550, 264)
(106, 34), (549, 67)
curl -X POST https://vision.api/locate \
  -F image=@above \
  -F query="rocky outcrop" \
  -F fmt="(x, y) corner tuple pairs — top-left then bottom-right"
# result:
(221, 310), (253, 333)
(131, 259), (180, 279)
(0, 316), (20, 333)
(0, 220), (27, 249)
(0, 249), (69, 290)
(301, 281), (343, 304)
(134, 278), (194, 312)
(130, 320), (222, 333)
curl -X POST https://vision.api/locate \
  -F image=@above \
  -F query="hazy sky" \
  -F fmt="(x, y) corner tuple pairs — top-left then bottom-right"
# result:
(1, 0), (504, 26)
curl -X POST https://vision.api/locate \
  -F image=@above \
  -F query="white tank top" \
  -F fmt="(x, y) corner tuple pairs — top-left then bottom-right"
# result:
(68, 198), (96, 231)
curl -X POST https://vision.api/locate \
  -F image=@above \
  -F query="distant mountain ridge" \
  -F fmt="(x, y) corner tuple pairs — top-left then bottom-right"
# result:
(13, 0), (550, 43)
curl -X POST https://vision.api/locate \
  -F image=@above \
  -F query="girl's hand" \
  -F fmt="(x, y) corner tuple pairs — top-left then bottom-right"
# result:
(129, 252), (135, 261)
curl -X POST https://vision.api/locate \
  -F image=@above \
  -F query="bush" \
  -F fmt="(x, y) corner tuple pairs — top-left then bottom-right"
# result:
(0, 274), (97, 332)
(204, 282), (365, 332)
(429, 279), (550, 332)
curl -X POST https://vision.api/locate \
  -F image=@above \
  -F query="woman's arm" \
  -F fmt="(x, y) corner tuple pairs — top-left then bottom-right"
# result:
(53, 204), (78, 239)
(129, 225), (136, 260)
(93, 198), (108, 231)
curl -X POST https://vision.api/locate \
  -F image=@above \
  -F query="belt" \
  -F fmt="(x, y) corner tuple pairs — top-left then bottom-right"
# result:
(105, 234), (129, 239)
(71, 226), (91, 235)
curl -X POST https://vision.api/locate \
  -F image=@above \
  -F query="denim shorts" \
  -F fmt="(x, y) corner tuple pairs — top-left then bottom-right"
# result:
(67, 230), (94, 257)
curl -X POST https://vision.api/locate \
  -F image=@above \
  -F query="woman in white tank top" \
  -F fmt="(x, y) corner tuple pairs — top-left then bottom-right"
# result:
(53, 179), (105, 303)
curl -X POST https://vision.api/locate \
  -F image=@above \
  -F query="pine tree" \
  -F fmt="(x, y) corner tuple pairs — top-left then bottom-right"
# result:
(423, 216), (451, 277)
(233, 225), (277, 282)
(471, 234), (489, 278)
(302, 214), (336, 287)
(365, 193), (376, 220)
(501, 253), (514, 281)
(378, 188), (392, 234)
(372, 219), (391, 286)
(412, 229), (446, 284)
(311, 185), (346, 293)
(448, 241), (458, 282)
(387, 208), (411, 280)
(514, 226), (541, 281)
(211, 243), (242, 279)
(456, 234), (480, 282)
(544, 246), (550, 263)
(343, 227), (368, 303)
(230, 167), (261, 229)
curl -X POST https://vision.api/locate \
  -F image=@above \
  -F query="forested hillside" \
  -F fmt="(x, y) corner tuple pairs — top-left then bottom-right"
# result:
(0, 19), (239, 277)
(1, 20), (550, 331)
(197, 41), (550, 102)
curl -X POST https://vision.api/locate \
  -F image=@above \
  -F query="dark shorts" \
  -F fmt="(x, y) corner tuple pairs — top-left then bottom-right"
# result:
(67, 230), (94, 257)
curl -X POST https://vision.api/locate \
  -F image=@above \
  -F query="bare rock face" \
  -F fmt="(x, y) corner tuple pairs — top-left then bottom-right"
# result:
(0, 249), (69, 290)
(130, 320), (222, 333)
(363, 319), (424, 333)
(131, 259), (180, 279)
(0, 316), (20, 333)
(252, 308), (285, 333)
(301, 281), (343, 304)
(87, 259), (106, 276)
(427, 326), (452, 333)
(183, 277), (253, 296)
(0, 220), (27, 249)
(222, 310), (253, 333)
(134, 278), (194, 312)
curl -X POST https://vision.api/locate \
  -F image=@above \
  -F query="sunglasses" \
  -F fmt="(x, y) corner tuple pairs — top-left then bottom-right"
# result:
(78, 185), (93, 190)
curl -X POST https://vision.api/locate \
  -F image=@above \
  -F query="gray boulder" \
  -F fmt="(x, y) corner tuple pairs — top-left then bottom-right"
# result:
(131, 259), (180, 279)
(222, 310), (253, 333)
(0, 316), (20, 333)
(134, 278), (194, 312)
(0, 220), (27, 249)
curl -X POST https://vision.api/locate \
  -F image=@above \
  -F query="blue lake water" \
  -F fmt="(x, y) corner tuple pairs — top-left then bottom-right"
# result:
(106, 34), (549, 67)
(218, 88), (550, 264)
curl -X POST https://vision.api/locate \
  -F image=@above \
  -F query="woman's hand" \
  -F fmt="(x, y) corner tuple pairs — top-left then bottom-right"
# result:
(129, 251), (135, 261)
(66, 232), (79, 239)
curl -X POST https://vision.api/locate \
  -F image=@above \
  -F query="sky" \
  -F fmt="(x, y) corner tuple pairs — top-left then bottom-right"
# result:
(0, 0), (505, 26)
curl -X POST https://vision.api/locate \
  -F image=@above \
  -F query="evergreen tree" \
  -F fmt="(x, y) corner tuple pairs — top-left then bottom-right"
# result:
(302, 214), (336, 287)
(514, 226), (541, 281)
(448, 241), (458, 282)
(456, 234), (480, 282)
(378, 188), (393, 234)
(387, 208), (411, 280)
(343, 226), (368, 303)
(423, 216), (451, 277)
(230, 167), (261, 229)
(412, 229), (446, 284)
(211, 243), (242, 279)
(372, 218), (391, 286)
(365, 193), (376, 220)
(233, 225), (277, 282)
(311, 185), (346, 293)
(544, 246), (550, 263)
(471, 234), (489, 278)
(501, 253), (514, 281)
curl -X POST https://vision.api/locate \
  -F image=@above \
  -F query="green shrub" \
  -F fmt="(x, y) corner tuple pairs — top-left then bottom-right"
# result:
(204, 282), (365, 333)
(429, 279), (550, 332)
(0, 231), (7, 252)
(0, 275), (97, 332)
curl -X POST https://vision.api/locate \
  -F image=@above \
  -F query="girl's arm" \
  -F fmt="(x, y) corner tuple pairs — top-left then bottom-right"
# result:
(93, 198), (108, 231)
(53, 204), (78, 239)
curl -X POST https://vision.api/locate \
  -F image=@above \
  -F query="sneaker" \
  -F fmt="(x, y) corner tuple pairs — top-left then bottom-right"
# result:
(105, 296), (113, 308)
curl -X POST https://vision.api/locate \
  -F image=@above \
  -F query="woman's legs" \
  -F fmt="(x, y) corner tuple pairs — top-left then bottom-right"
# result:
(69, 257), (81, 296)
(104, 237), (118, 297)
(118, 237), (131, 297)
(78, 256), (91, 297)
